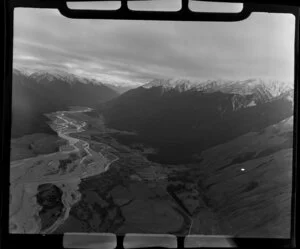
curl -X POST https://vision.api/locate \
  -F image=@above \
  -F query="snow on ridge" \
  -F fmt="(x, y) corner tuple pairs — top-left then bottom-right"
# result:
(13, 68), (144, 90)
(28, 69), (104, 86)
(13, 67), (31, 77)
(142, 77), (294, 98)
(14, 67), (294, 95)
(143, 78), (203, 90)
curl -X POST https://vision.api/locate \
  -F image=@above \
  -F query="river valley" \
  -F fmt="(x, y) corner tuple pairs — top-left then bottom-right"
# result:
(9, 107), (118, 233)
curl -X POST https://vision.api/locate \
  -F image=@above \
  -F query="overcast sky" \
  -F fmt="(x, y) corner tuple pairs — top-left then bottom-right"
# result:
(14, 6), (295, 86)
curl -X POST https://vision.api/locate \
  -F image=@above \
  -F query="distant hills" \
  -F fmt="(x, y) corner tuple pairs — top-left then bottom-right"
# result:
(12, 69), (120, 138)
(101, 78), (294, 164)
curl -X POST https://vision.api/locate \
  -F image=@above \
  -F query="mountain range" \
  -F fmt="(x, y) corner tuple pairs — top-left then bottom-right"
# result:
(101, 78), (294, 164)
(12, 68), (294, 164)
(143, 78), (293, 106)
(11, 69), (120, 137)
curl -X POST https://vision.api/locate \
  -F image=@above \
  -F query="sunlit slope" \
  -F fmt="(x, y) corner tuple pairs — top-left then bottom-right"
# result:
(198, 116), (293, 238)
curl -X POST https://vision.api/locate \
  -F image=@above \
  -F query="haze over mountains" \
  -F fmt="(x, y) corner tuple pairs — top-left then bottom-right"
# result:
(101, 78), (294, 164)
(12, 68), (294, 165)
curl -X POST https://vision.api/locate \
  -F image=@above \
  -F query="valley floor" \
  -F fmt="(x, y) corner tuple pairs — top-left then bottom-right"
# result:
(9, 107), (294, 238)
(9, 107), (117, 233)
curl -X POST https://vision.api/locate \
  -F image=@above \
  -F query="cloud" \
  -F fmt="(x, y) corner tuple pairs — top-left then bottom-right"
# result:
(13, 8), (295, 86)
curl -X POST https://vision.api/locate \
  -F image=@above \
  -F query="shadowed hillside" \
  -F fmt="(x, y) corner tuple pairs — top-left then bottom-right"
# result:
(12, 69), (119, 138)
(101, 81), (293, 164)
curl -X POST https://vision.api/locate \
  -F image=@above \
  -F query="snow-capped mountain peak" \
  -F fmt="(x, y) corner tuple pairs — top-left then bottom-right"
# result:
(28, 70), (101, 85)
(217, 78), (293, 96)
(141, 77), (294, 111)
(142, 77), (293, 97)
(30, 71), (59, 82)
(13, 67), (31, 77)
(143, 78), (199, 92)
